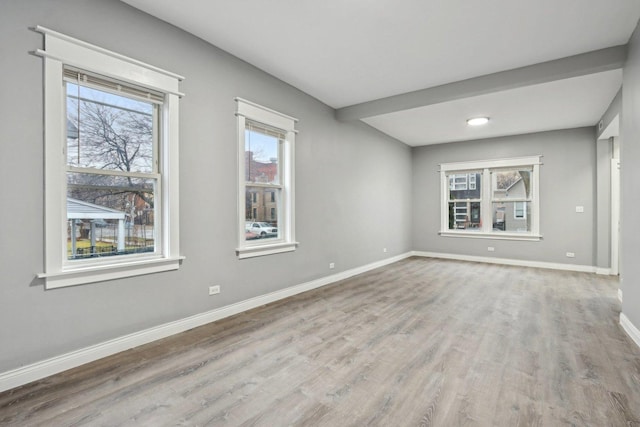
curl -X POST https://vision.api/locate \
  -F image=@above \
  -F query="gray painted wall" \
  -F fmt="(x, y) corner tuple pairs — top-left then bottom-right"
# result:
(412, 128), (597, 266)
(0, 0), (412, 372)
(621, 20), (640, 328)
(597, 89), (622, 140)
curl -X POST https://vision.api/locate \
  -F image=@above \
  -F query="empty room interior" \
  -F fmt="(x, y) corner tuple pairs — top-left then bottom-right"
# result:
(3, 0), (640, 425)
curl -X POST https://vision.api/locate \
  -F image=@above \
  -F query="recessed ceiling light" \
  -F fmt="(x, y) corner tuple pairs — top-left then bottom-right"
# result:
(467, 117), (490, 126)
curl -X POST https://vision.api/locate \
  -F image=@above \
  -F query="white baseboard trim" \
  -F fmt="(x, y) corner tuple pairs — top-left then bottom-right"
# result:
(595, 267), (612, 275)
(620, 313), (640, 350)
(0, 252), (412, 393)
(411, 251), (597, 273)
(618, 288), (623, 303)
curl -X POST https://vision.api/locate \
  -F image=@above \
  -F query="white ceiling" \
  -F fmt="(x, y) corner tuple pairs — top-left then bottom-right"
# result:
(122, 0), (640, 146)
(363, 70), (623, 146)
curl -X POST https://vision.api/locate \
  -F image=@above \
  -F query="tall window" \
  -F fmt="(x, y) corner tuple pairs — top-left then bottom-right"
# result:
(37, 27), (183, 288)
(440, 156), (541, 240)
(236, 98), (297, 258)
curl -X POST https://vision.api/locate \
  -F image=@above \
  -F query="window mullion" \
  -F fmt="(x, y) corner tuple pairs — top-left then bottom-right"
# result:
(481, 168), (491, 233)
(67, 166), (159, 180)
(532, 164), (540, 235)
(245, 182), (282, 190)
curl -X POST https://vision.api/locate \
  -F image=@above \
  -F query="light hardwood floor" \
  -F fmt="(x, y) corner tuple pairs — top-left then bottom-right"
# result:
(1, 257), (640, 426)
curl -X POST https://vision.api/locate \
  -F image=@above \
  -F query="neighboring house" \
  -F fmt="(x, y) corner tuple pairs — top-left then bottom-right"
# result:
(66, 198), (126, 258)
(448, 173), (481, 229)
(492, 176), (529, 232)
(245, 151), (278, 223)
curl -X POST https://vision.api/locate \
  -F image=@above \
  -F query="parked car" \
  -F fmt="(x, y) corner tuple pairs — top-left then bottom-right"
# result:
(245, 222), (278, 238)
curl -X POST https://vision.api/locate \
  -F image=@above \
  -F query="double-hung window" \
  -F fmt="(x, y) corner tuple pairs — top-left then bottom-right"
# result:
(236, 98), (297, 258)
(36, 27), (183, 288)
(440, 156), (541, 240)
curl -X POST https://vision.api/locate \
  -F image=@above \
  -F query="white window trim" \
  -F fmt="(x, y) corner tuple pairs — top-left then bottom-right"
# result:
(439, 156), (542, 241)
(34, 26), (184, 288)
(235, 98), (298, 259)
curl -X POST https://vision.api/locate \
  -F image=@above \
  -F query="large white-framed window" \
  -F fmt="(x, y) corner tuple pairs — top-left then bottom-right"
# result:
(236, 98), (297, 259)
(35, 26), (184, 288)
(440, 156), (542, 241)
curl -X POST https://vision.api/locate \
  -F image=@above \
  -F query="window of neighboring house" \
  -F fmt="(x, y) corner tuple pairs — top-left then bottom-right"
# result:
(236, 98), (297, 258)
(440, 156), (541, 240)
(514, 201), (527, 219)
(449, 174), (468, 190)
(36, 26), (183, 288)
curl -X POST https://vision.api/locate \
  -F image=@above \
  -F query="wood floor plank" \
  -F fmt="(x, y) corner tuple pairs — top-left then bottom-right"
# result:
(1, 258), (640, 426)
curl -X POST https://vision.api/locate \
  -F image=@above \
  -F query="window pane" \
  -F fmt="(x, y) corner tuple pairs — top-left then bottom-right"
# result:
(245, 186), (279, 240)
(245, 124), (280, 184)
(492, 202), (531, 233)
(492, 170), (531, 199)
(66, 172), (156, 259)
(448, 173), (481, 200)
(448, 201), (481, 230)
(66, 83), (156, 173)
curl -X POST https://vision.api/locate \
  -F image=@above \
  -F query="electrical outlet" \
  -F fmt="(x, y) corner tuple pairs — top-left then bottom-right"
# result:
(209, 285), (220, 295)
(329, 262), (335, 269)
(383, 248), (387, 253)
(487, 247), (495, 252)
(566, 252), (575, 258)
(575, 206), (584, 213)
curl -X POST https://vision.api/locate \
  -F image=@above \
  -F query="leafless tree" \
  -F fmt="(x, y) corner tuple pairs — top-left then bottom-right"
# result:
(67, 95), (155, 213)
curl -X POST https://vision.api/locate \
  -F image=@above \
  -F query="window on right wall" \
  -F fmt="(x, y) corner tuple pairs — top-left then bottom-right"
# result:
(440, 156), (542, 241)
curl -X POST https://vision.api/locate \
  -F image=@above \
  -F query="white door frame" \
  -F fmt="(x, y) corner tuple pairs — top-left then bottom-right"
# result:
(611, 157), (620, 276)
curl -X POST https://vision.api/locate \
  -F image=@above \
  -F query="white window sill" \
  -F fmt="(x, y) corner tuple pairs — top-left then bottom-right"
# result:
(439, 231), (542, 241)
(38, 256), (185, 289)
(236, 242), (298, 259)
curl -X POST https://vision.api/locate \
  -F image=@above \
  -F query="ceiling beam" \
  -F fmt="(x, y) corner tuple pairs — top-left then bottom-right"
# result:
(335, 45), (627, 122)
